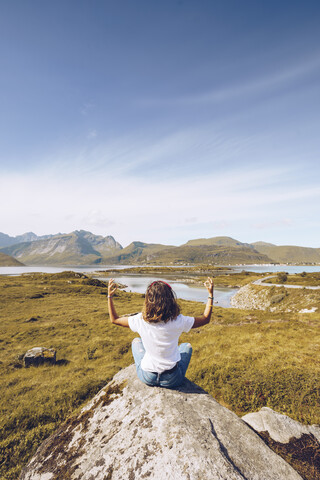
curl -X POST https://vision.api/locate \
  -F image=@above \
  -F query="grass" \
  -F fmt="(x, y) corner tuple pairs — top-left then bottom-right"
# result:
(263, 272), (320, 286)
(0, 271), (319, 479)
(92, 266), (268, 288)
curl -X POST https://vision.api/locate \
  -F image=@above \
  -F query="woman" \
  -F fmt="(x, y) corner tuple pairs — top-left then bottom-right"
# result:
(108, 277), (214, 388)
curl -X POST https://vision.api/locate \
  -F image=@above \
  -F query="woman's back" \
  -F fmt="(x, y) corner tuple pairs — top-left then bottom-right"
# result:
(128, 312), (194, 373)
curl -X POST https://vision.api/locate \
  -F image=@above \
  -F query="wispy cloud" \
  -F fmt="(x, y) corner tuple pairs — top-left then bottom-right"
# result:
(0, 157), (318, 246)
(139, 54), (320, 107)
(40, 125), (262, 183)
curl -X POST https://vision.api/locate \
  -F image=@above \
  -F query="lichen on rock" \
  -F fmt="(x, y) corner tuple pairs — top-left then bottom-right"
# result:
(19, 365), (303, 480)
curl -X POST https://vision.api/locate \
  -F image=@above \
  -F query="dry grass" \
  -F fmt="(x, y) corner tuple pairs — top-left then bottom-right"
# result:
(263, 272), (320, 286)
(0, 272), (319, 479)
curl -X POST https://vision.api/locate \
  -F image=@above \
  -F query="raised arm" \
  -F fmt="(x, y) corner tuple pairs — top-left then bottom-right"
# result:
(192, 277), (214, 328)
(107, 279), (130, 328)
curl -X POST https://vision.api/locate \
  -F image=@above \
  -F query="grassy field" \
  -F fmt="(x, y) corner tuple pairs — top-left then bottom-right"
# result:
(262, 271), (320, 286)
(92, 266), (268, 288)
(0, 272), (319, 479)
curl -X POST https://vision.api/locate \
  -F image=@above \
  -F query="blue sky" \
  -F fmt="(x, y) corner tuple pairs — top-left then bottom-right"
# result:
(1, 0), (320, 247)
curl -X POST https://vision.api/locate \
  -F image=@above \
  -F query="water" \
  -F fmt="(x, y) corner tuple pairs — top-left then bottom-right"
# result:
(1, 264), (319, 276)
(0, 265), (237, 307)
(0, 265), (133, 275)
(100, 275), (238, 308)
(1, 263), (319, 308)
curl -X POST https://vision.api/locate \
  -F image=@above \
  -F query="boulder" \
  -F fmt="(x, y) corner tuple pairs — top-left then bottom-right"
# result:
(23, 347), (56, 367)
(242, 407), (320, 480)
(242, 407), (320, 444)
(19, 365), (302, 480)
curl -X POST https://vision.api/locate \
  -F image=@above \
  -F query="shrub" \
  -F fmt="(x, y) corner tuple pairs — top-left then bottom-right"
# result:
(277, 273), (288, 283)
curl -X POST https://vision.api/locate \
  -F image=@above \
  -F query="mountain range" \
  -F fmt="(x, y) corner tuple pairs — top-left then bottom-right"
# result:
(0, 230), (122, 265)
(0, 231), (319, 266)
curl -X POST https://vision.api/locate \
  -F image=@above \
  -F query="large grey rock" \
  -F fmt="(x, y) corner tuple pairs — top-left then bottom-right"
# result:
(242, 407), (320, 443)
(19, 365), (302, 480)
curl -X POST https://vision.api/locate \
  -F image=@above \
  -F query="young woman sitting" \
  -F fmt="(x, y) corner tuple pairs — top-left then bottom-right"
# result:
(107, 277), (214, 388)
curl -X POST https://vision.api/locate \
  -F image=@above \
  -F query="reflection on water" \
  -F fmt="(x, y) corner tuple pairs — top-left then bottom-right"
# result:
(101, 275), (238, 308)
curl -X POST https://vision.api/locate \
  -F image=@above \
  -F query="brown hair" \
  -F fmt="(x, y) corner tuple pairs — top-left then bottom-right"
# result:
(142, 281), (180, 323)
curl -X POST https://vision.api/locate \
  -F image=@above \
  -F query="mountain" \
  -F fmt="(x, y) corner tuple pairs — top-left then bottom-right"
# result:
(103, 241), (173, 264)
(135, 243), (272, 265)
(103, 237), (272, 265)
(0, 252), (24, 266)
(0, 231), (122, 265)
(251, 243), (320, 264)
(251, 241), (276, 247)
(1, 232), (319, 265)
(185, 236), (254, 249)
(0, 231), (54, 248)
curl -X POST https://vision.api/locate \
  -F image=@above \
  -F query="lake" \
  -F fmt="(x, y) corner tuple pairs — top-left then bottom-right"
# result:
(0, 265), (236, 307)
(1, 264), (319, 307)
(98, 274), (238, 308)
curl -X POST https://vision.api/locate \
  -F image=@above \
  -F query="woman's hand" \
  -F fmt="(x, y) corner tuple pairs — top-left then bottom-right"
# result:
(107, 279), (129, 327)
(204, 277), (214, 296)
(108, 278), (118, 298)
(192, 277), (214, 328)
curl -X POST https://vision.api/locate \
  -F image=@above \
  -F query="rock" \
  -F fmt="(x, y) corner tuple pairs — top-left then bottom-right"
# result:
(25, 317), (39, 323)
(230, 284), (270, 310)
(242, 407), (320, 444)
(242, 408), (320, 480)
(23, 347), (56, 367)
(19, 365), (302, 480)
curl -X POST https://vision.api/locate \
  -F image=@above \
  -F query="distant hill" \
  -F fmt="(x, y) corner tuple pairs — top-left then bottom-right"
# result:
(104, 241), (173, 264)
(185, 236), (254, 249)
(135, 244), (272, 265)
(103, 239), (272, 265)
(251, 243), (320, 264)
(0, 252), (24, 266)
(0, 231), (122, 265)
(251, 241), (276, 247)
(0, 231), (54, 248)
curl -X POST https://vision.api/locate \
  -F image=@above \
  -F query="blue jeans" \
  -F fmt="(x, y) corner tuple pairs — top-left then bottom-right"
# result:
(131, 337), (192, 388)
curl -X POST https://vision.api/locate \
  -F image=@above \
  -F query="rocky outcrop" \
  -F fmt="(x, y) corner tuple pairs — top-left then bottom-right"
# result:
(231, 283), (320, 312)
(243, 407), (320, 444)
(242, 408), (320, 480)
(230, 284), (271, 310)
(20, 365), (303, 480)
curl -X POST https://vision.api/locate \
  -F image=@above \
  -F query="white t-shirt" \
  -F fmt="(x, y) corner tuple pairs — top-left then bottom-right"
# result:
(128, 313), (194, 373)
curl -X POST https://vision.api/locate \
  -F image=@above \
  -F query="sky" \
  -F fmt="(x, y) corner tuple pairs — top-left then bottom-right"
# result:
(1, 0), (320, 248)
